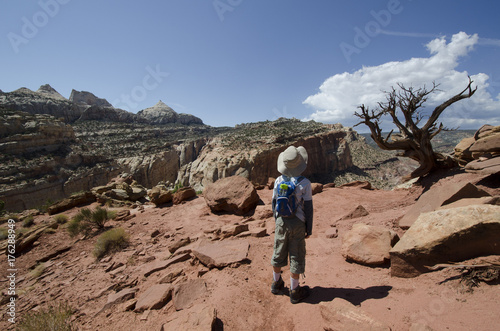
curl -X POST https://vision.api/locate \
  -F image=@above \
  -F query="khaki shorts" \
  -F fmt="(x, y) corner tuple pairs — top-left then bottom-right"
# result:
(271, 216), (306, 275)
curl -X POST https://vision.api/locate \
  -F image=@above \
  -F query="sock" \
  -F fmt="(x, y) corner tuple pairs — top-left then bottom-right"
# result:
(273, 271), (281, 282)
(290, 277), (299, 290)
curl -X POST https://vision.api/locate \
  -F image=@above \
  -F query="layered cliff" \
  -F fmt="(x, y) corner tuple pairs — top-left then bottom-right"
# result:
(0, 113), (355, 211)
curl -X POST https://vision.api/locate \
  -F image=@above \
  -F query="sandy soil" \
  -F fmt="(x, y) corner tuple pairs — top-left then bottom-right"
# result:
(1, 171), (499, 330)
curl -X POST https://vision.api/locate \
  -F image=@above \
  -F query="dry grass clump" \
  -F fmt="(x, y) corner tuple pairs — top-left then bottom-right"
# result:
(93, 227), (129, 259)
(17, 302), (75, 331)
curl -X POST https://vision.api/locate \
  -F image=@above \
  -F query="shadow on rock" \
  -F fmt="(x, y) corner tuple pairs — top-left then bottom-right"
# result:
(305, 285), (392, 306)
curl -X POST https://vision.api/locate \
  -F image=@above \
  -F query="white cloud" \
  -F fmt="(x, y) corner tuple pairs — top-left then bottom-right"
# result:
(304, 32), (500, 131)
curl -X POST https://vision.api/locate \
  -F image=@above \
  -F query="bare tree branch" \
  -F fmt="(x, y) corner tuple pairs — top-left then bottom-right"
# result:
(354, 79), (476, 179)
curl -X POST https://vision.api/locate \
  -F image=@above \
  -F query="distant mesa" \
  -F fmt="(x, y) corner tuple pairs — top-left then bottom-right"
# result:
(137, 100), (204, 125)
(0, 84), (205, 126)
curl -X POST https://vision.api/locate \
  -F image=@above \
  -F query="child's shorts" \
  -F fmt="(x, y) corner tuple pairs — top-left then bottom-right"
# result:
(271, 215), (306, 275)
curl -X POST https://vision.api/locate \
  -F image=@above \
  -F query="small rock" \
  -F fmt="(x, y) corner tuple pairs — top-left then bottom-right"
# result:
(325, 227), (338, 239)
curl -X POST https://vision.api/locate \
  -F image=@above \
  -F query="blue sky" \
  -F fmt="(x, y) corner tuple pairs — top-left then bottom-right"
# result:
(1, 0), (499, 131)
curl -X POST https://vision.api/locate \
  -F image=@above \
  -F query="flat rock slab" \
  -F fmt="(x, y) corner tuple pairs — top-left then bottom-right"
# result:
(192, 239), (250, 268)
(465, 157), (500, 175)
(141, 252), (191, 277)
(390, 204), (500, 278)
(398, 182), (491, 229)
(320, 298), (390, 331)
(162, 304), (217, 330)
(135, 284), (173, 312)
(173, 279), (208, 311)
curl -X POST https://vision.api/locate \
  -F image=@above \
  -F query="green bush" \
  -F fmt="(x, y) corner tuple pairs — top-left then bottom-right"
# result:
(93, 228), (129, 259)
(0, 200), (4, 215)
(66, 207), (112, 237)
(17, 302), (75, 331)
(22, 216), (35, 228)
(54, 214), (69, 224)
(0, 227), (7, 240)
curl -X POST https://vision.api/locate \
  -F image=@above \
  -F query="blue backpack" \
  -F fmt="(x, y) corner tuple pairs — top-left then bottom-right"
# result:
(274, 176), (304, 217)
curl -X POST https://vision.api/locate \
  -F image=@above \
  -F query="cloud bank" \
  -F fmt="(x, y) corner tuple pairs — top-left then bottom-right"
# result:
(304, 32), (500, 131)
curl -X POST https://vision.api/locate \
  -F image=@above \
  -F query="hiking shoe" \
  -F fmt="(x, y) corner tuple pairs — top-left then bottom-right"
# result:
(271, 277), (285, 294)
(290, 285), (310, 304)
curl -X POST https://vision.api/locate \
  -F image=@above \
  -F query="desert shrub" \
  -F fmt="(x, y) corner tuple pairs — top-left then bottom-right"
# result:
(93, 227), (129, 259)
(17, 302), (75, 331)
(90, 207), (108, 228)
(54, 214), (69, 224)
(66, 207), (112, 237)
(0, 227), (7, 240)
(66, 219), (81, 237)
(30, 263), (45, 278)
(22, 216), (35, 228)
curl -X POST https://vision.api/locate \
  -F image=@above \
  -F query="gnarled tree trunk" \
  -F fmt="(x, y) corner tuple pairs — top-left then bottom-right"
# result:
(354, 78), (477, 180)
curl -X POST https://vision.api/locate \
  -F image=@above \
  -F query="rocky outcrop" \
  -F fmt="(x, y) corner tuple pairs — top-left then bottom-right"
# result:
(455, 124), (500, 175)
(69, 89), (113, 108)
(148, 185), (173, 206)
(77, 105), (138, 123)
(117, 150), (180, 189)
(390, 204), (500, 278)
(178, 127), (353, 191)
(398, 181), (492, 229)
(0, 87), (84, 123)
(37, 84), (66, 100)
(47, 191), (96, 215)
(137, 101), (204, 125)
(0, 111), (75, 155)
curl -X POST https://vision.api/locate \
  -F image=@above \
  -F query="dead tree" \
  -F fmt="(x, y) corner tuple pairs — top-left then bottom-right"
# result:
(354, 77), (477, 180)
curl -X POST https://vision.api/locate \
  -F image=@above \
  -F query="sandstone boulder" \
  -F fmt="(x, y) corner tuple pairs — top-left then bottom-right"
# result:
(341, 223), (395, 265)
(320, 298), (391, 331)
(454, 137), (475, 164)
(173, 187), (197, 204)
(454, 124), (500, 167)
(203, 176), (259, 215)
(398, 181), (491, 229)
(191, 239), (250, 268)
(390, 204), (500, 278)
(47, 191), (95, 215)
(148, 185), (173, 206)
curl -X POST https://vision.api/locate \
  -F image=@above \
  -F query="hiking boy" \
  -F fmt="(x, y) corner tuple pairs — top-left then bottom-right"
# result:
(271, 145), (313, 304)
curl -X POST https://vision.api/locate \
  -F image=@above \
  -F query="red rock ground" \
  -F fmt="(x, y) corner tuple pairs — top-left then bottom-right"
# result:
(1, 171), (499, 330)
